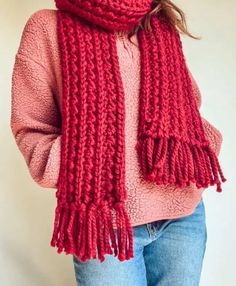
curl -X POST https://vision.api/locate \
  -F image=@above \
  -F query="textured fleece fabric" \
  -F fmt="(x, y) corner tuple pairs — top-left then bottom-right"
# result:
(10, 9), (223, 226)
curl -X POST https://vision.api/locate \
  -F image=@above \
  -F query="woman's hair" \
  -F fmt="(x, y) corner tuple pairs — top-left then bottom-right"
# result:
(118, 0), (200, 42)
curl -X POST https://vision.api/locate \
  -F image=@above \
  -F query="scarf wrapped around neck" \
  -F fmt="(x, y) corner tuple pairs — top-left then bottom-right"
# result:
(50, 0), (226, 263)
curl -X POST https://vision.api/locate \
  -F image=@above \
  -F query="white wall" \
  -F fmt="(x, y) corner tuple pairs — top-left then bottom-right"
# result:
(1, 1), (235, 285)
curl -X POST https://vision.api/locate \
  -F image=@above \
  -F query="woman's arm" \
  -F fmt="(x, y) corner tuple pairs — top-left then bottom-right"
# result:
(188, 69), (223, 156)
(10, 10), (61, 189)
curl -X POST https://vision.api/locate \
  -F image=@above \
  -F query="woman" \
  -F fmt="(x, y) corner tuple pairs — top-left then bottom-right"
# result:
(10, 0), (226, 285)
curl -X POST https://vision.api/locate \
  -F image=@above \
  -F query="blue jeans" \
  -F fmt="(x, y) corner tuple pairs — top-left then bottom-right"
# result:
(73, 198), (207, 286)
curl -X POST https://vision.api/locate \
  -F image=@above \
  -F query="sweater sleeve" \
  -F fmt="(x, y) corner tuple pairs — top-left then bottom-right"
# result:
(10, 10), (61, 189)
(188, 69), (223, 156)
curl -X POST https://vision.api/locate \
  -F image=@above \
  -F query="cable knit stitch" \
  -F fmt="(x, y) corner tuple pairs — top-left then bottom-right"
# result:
(11, 9), (223, 227)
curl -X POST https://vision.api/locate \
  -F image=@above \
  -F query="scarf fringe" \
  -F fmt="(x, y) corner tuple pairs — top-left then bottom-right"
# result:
(50, 200), (134, 263)
(136, 136), (226, 193)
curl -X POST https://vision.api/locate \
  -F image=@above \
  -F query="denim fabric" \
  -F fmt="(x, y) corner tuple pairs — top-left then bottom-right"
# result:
(72, 198), (207, 286)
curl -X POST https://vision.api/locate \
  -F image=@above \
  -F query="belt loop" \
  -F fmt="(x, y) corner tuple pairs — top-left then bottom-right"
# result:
(146, 222), (156, 237)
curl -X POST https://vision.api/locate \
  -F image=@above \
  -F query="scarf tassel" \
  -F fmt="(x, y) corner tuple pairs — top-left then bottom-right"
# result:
(50, 200), (134, 263)
(136, 136), (226, 193)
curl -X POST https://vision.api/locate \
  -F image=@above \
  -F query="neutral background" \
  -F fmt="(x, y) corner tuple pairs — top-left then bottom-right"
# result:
(1, 0), (235, 285)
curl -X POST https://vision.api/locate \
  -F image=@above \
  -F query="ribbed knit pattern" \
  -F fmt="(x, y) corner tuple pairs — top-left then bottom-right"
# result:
(55, 0), (153, 30)
(50, 1), (226, 263)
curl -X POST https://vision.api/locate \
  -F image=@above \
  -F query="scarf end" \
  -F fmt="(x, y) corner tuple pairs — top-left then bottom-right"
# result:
(50, 200), (134, 263)
(136, 136), (227, 193)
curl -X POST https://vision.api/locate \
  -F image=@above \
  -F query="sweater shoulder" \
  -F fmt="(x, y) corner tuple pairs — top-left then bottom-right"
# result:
(16, 9), (58, 57)
(27, 8), (56, 21)
(22, 8), (57, 32)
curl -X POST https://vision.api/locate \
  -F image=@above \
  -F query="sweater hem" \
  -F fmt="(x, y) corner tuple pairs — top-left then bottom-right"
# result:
(112, 196), (203, 229)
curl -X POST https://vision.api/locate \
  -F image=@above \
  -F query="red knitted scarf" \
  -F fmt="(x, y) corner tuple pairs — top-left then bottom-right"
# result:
(51, 0), (226, 263)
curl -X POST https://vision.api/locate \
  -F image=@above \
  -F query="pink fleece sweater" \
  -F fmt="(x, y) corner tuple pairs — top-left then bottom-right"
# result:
(10, 9), (223, 226)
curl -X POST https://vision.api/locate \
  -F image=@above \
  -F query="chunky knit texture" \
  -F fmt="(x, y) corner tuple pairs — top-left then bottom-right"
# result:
(50, 0), (226, 262)
(10, 6), (226, 264)
(55, 0), (153, 30)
